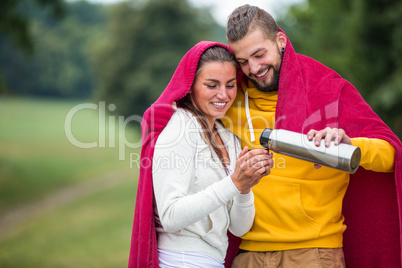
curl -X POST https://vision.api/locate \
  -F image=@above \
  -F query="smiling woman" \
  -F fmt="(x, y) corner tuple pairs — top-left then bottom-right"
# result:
(128, 41), (273, 268)
(190, 61), (237, 125)
(177, 46), (238, 169)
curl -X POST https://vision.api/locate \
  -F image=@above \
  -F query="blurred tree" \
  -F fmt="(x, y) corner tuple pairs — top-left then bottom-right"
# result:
(279, 0), (402, 138)
(0, 0), (65, 55)
(91, 0), (225, 118)
(0, 1), (107, 98)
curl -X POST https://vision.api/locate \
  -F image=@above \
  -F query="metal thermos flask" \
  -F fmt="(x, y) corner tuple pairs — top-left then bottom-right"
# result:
(260, 128), (361, 174)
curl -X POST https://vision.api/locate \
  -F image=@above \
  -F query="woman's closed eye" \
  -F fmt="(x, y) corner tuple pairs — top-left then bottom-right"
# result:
(206, 84), (218, 89)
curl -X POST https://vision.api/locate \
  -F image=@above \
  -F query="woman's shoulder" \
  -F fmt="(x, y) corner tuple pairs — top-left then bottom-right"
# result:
(157, 108), (199, 145)
(167, 108), (197, 129)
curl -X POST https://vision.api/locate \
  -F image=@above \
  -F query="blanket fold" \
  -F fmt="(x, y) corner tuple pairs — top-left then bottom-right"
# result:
(128, 41), (233, 268)
(226, 30), (402, 267)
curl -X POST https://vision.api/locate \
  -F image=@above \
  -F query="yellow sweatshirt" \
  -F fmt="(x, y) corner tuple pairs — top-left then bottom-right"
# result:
(222, 86), (395, 251)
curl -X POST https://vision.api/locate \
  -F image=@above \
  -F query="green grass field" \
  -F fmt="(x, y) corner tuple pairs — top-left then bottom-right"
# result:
(0, 97), (141, 267)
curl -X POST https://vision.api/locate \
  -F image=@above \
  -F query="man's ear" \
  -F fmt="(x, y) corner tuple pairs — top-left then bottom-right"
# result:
(276, 32), (287, 50)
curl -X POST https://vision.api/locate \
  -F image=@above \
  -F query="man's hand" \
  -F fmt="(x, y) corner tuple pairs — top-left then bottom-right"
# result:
(307, 127), (351, 169)
(307, 127), (351, 147)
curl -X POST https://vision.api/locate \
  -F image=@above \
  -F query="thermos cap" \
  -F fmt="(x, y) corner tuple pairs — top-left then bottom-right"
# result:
(260, 128), (274, 148)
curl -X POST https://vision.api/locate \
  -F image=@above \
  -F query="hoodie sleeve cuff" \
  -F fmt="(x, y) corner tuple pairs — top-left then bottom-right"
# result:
(212, 176), (241, 203)
(234, 190), (254, 206)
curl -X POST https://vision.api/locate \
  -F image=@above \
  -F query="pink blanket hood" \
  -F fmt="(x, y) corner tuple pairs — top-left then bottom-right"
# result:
(127, 41), (233, 268)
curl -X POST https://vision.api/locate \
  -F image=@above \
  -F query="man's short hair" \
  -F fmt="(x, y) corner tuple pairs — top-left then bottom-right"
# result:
(226, 4), (280, 43)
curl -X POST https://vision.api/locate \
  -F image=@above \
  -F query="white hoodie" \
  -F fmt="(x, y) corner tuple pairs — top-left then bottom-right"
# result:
(153, 108), (255, 262)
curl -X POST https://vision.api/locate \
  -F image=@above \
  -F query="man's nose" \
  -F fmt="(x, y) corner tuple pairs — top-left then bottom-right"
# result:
(249, 60), (260, 74)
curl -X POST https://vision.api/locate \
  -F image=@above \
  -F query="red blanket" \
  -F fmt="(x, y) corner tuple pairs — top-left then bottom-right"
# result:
(127, 41), (232, 268)
(128, 35), (402, 267)
(224, 31), (402, 267)
(276, 33), (402, 268)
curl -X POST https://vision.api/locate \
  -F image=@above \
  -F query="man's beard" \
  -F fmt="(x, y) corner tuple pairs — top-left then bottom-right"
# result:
(249, 49), (283, 92)
(249, 66), (280, 92)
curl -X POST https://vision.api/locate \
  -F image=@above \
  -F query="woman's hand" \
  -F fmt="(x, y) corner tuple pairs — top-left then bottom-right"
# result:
(231, 147), (273, 194)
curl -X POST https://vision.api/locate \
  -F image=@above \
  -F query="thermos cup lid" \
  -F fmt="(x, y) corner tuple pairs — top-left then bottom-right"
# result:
(260, 128), (274, 148)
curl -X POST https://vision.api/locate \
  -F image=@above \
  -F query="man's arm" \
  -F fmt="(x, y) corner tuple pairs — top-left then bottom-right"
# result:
(307, 128), (395, 172)
(351, 138), (395, 172)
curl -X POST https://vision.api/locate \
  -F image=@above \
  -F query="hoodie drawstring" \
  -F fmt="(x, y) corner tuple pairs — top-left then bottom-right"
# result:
(194, 127), (199, 184)
(245, 91), (255, 142)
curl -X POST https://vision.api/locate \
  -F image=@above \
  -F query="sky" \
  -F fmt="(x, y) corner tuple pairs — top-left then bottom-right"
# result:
(83, 0), (305, 26)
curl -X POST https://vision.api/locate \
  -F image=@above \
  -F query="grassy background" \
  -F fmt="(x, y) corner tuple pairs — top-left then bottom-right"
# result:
(0, 97), (140, 267)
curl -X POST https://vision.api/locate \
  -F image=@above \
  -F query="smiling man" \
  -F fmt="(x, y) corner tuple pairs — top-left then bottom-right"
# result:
(231, 29), (284, 93)
(221, 4), (402, 268)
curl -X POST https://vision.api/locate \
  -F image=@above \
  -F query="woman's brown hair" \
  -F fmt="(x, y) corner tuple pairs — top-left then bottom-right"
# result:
(177, 45), (237, 173)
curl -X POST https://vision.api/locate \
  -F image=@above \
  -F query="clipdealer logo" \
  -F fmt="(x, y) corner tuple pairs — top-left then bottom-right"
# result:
(64, 102), (142, 165)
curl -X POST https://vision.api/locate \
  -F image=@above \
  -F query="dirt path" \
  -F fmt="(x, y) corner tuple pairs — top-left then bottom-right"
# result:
(0, 169), (133, 240)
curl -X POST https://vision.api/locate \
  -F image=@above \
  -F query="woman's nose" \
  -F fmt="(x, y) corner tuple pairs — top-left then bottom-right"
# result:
(217, 87), (228, 99)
